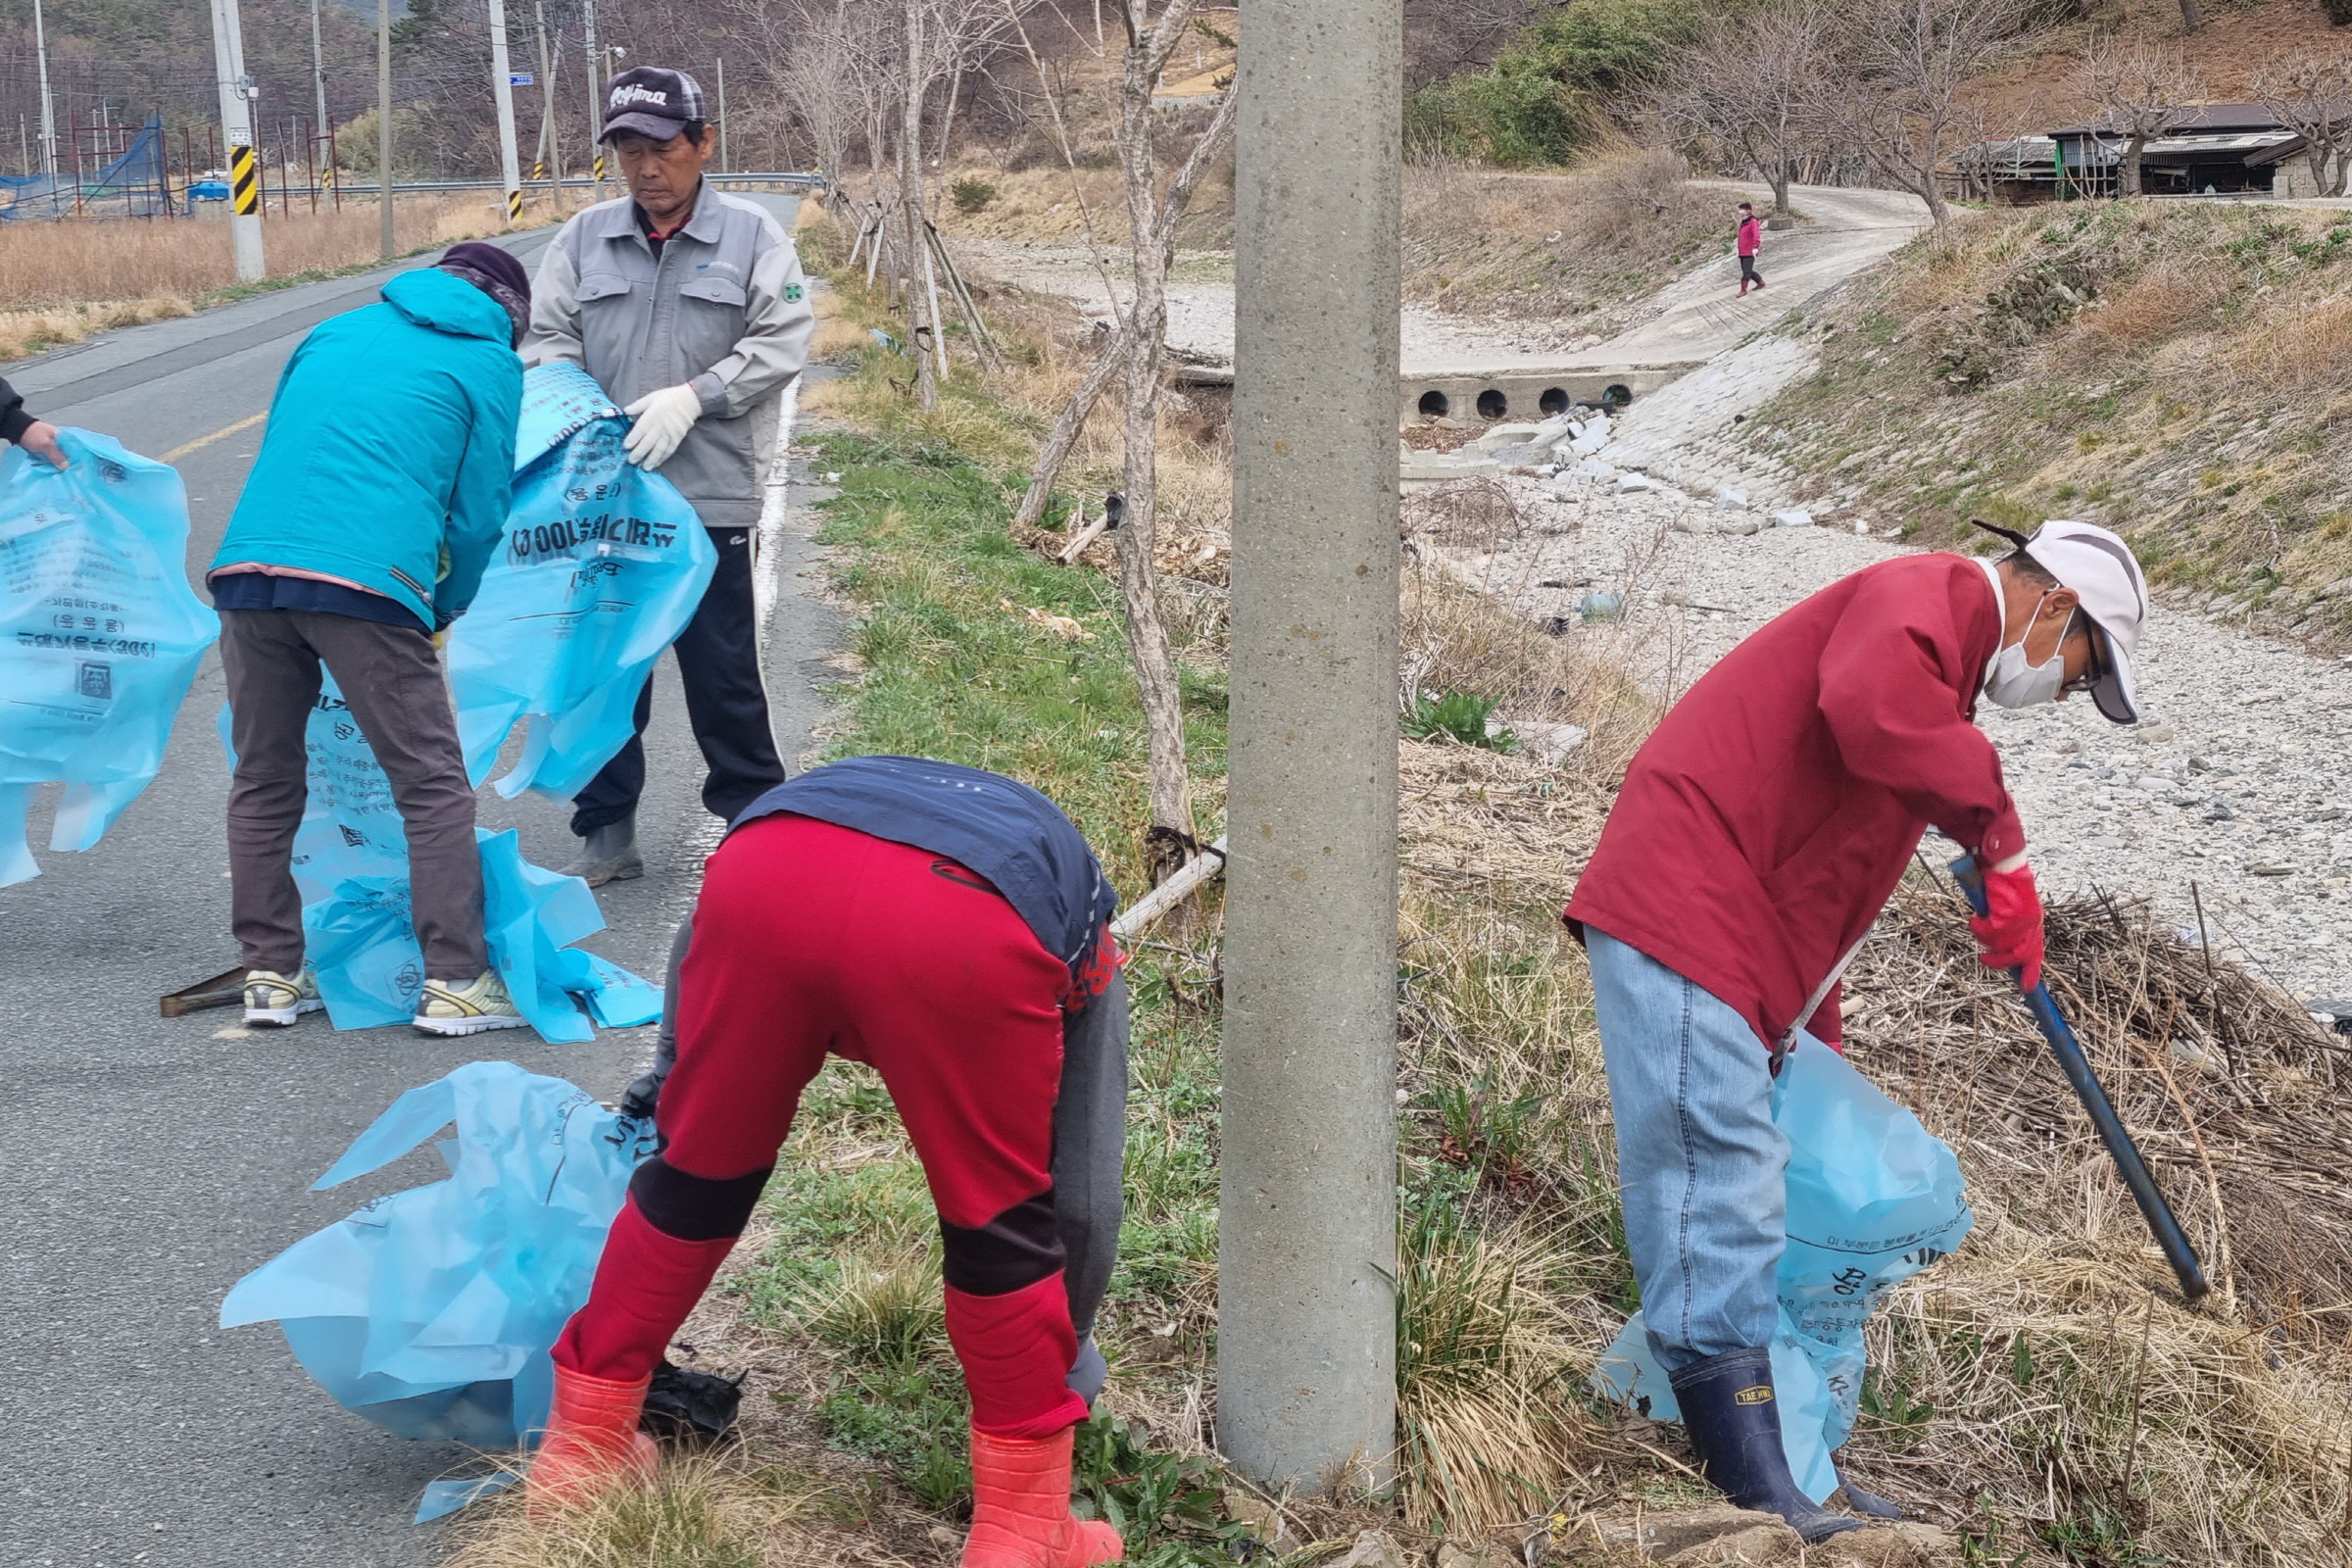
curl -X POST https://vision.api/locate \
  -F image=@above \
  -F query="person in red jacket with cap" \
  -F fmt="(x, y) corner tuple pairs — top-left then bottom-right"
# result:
(1566, 520), (2148, 1541)
(526, 756), (1128, 1568)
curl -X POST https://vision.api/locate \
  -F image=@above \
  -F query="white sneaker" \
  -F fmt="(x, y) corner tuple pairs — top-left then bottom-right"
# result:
(244, 968), (324, 1028)
(413, 970), (528, 1037)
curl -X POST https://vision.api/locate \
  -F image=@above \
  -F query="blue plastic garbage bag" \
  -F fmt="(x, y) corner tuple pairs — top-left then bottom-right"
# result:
(1593, 1038), (1974, 1501)
(221, 673), (663, 1036)
(447, 363), (715, 801)
(221, 1061), (658, 1520)
(0, 429), (218, 886)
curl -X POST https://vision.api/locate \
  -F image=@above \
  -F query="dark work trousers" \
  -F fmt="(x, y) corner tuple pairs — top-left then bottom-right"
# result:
(219, 609), (487, 980)
(569, 527), (786, 836)
(1739, 255), (1764, 288)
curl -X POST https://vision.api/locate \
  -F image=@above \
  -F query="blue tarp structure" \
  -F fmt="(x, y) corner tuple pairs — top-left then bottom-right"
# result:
(0, 112), (174, 222)
(1593, 1039), (1976, 1502)
(0, 429), (219, 885)
(221, 1061), (658, 1521)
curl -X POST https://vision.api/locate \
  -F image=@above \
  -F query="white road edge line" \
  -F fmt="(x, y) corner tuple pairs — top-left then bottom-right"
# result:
(753, 372), (801, 652)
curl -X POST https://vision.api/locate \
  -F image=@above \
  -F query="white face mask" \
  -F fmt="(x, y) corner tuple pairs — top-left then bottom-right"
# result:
(1982, 592), (2066, 709)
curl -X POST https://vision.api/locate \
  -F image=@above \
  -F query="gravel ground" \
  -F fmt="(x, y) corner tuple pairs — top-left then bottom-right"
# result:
(1441, 470), (2352, 1007)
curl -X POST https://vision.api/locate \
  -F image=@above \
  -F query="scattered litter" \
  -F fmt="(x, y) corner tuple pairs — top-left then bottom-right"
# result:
(2305, 1000), (2352, 1036)
(1577, 592), (1626, 623)
(1518, 721), (1589, 766)
(1010, 603), (1092, 641)
(1772, 510), (1815, 527)
(642, 1359), (744, 1446)
(1615, 473), (1660, 494)
(1714, 488), (1749, 511)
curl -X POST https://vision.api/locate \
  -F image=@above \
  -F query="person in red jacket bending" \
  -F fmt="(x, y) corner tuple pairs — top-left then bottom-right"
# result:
(527, 757), (1128, 1568)
(1566, 520), (2148, 1541)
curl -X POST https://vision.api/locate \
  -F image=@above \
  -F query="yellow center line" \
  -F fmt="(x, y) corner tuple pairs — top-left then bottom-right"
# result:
(160, 411), (267, 465)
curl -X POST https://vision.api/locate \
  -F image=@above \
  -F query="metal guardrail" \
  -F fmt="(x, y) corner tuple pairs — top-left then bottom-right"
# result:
(320, 172), (828, 197)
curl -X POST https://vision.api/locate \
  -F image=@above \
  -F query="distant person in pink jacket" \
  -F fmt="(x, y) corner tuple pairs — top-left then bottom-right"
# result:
(1737, 202), (1765, 298)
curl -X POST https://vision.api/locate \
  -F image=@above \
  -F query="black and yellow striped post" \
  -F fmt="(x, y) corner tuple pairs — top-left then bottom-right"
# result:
(505, 186), (524, 223)
(530, 159), (546, 180)
(229, 144), (260, 217)
(593, 152), (607, 182)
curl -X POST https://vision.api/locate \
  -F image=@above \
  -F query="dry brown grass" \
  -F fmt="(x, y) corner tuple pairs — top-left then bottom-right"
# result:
(0, 195), (542, 363)
(439, 1443), (942, 1568)
(2079, 259), (2232, 351)
(2234, 292), (2352, 394)
(1399, 149), (1723, 335)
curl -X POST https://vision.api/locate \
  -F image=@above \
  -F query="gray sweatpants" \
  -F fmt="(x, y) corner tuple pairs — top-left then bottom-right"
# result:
(219, 609), (487, 980)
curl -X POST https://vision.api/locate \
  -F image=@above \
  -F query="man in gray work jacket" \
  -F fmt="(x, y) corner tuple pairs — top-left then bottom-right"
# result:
(523, 65), (815, 885)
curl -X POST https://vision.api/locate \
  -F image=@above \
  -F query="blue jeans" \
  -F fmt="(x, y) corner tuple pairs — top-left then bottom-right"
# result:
(1587, 928), (1790, 1371)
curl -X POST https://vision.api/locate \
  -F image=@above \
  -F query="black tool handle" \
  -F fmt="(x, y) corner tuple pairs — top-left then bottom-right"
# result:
(1950, 855), (2211, 1302)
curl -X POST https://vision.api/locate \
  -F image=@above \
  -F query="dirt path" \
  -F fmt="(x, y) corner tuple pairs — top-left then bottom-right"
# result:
(965, 182), (1928, 379)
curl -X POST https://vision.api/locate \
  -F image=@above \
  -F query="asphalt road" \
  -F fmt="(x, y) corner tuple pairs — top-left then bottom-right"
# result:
(0, 194), (842, 1566)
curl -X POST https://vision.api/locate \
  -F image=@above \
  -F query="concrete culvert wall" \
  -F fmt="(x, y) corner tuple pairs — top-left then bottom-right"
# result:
(1475, 388), (1507, 419)
(1539, 387), (1569, 416)
(1417, 389), (1449, 418)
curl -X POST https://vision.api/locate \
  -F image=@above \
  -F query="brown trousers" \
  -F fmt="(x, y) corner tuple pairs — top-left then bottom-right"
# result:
(220, 610), (487, 980)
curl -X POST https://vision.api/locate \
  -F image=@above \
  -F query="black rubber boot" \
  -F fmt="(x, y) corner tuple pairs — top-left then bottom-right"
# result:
(1668, 1348), (1863, 1544)
(1835, 1466), (1901, 1520)
(562, 816), (643, 888)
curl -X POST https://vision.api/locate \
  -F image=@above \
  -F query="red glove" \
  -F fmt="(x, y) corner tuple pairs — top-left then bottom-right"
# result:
(1969, 860), (2044, 992)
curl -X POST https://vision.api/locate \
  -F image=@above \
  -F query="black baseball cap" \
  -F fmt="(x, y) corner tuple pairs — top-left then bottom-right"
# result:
(600, 66), (708, 143)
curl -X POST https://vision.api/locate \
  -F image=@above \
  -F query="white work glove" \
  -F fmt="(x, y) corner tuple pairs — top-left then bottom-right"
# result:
(622, 384), (703, 469)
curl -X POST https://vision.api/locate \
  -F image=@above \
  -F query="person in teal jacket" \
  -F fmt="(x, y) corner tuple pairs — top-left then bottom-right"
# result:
(207, 243), (533, 1039)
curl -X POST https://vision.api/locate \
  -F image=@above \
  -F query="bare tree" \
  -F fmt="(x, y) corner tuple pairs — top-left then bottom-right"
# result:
(1403, 0), (1536, 93)
(1658, 4), (1835, 217)
(2070, 39), (2203, 197)
(2252, 46), (2352, 199)
(1811, 0), (2039, 224)
(749, 0), (883, 207)
(1112, 0), (1236, 874)
(1009, 4), (1234, 539)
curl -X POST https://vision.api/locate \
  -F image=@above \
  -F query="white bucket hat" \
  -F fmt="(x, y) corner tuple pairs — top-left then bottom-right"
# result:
(2024, 518), (2148, 725)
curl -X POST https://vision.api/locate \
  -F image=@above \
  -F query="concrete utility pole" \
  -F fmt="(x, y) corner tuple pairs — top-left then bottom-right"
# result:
(32, 0), (55, 181)
(1218, 0), (1403, 1498)
(486, 0), (525, 225)
(376, 0), (394, 256)
(208, 0), (266, 281)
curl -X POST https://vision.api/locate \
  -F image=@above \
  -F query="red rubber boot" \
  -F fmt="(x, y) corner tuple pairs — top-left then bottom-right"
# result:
(525, 1364), (661, 1517)
(961, 1426), (1124, 1568)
